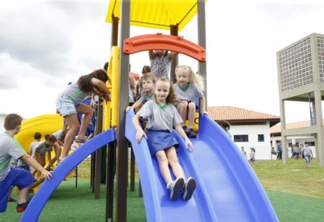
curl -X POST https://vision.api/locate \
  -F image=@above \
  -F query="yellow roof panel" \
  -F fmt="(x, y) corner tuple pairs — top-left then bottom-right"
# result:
(106, 0), (207, 31)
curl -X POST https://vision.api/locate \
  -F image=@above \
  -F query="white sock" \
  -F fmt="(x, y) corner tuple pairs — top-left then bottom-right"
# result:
(18, 200), (27, 205)
(182, 124), (186, 127)
(188, 125), (193, 129)
(166, 181), (173, 189)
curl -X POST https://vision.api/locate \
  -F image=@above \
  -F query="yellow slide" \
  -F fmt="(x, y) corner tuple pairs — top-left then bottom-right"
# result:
(15, 114), (64, 152)
(14, 114), (64, 192)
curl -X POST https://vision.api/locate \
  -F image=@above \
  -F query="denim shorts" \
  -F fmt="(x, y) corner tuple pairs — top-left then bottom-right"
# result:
(56, 94), (78, 117)
(304, 155), (311, 163)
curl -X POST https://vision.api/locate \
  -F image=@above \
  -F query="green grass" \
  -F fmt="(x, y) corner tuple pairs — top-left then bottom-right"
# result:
(267, 190), (324, 222)
(2, 158), (324, 221)
(253, 159), (324, 198)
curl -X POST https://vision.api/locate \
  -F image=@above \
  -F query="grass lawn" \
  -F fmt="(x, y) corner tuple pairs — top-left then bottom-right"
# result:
(254, 158), (324, 198)
(1, 158), (323, 221)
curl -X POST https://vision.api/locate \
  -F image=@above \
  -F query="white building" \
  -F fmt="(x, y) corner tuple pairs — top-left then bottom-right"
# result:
(270, 120), (319, 158)
(208, 106), (280, 160)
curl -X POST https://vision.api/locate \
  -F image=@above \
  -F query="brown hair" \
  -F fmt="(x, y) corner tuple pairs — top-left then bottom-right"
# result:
(215, 120), (231, 130)
(45, 134), (57, 143)
(142, 65), (151, 74)
(78, 69), (110, 92)
(34, 132), (42, 140)
(154, 76), (179, 105)
(4, 114), (22, 130)
(142, 72), (157, 83)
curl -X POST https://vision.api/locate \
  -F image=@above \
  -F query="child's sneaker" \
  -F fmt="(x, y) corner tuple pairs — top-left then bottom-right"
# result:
(16, 201), (28, 213)
(45, 167), (53, 171)
(8, 197), (16, 202)
(168, 177), (185, 201)
(182, 125), (189, 135)
(183, 177), (196, 201)
(188, 128), (197, 138)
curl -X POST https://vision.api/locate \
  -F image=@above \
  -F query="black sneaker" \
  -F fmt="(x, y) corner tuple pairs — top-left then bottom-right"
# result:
(183, 177), (196, 201)
(188, 128), (197, 138)
(8, 197), (16, 202)
(16, 201), (28, 213)
(182, 126), (189, 135)
(168, 177), (185, 201)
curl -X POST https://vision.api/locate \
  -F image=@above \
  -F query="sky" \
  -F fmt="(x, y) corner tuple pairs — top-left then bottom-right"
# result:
(1, 0), (324, 123)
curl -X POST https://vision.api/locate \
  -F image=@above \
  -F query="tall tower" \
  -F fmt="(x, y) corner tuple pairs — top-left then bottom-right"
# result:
(277, 33), (324, 166)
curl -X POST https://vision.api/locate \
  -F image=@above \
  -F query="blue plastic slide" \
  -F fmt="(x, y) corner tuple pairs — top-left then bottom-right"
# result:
(125, 111), (279, 222)
(20, 128), (115, 222)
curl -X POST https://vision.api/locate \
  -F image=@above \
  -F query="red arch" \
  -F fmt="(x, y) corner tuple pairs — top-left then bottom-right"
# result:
(123, 33), (206, 62)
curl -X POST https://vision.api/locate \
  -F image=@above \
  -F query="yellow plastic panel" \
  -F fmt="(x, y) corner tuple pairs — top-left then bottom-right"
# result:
(109, 46), (120, 127)
(15, 114), (64, 152)
(106, 0), (208, 31)
(103, 61), (112, 131)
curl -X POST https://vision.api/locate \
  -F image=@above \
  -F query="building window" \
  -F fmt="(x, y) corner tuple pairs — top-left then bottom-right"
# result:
(305, 141), (315, 146)
(234, 135), (249, 142)
(258, 134), (265, 142)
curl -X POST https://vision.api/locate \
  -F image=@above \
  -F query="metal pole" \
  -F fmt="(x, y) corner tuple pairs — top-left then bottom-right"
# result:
(170, 25), (179, 83)
(116, 0), (130, 221)
(130, 146), (135, 191)
(94, 103), (103, 199)
(197, 0), (207, 107)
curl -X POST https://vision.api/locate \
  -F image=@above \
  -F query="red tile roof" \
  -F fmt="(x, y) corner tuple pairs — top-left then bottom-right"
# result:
(207, 106), (280, 121)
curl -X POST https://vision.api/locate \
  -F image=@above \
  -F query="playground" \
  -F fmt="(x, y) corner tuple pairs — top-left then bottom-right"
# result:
(1, 0), (324, 222)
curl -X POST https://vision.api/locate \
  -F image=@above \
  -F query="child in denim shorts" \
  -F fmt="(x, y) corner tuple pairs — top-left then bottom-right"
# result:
(55, 69), (111, 161)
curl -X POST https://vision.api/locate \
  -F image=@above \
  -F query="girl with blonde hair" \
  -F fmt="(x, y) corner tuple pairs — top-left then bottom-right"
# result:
(174, 65), (208, 138)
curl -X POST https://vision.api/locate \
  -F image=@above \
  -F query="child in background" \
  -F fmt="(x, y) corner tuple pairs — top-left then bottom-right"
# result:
(249, 147), (256, 166)
(129, 75), (136, 105)
(56, 69), (111, 161)
(292, 144), (300, 160)
(149, 49), (179, 78)
(0, 114), (52, 213)
(174, 65), (208, 138)
(241, 146), (247, 160)
(29, 132), (42, 158)
(135, 65), (151, 99)
(33, 135), (57, 178)
(48, 125), (69, 167)
(132, 76), (196, 201)
(302, 143), (313, 168)
(215, 120), (231, 138)
(127, 73), (156, 112)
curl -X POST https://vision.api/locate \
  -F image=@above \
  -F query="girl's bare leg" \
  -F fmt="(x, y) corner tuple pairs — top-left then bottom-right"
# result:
(188, 102), (196, 127)
(61, 114), (80, 160)
(76, 104), (94, 141)
(165, 146), (185, 179)
(155, 150), (173, 185)
(177, 101), (188, 125)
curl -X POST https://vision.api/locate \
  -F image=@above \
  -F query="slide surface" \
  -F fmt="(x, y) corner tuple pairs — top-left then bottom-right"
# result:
(20, 128), (115, 222)
(15, 114), (64, 152)
(126, 111), (278, 222)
